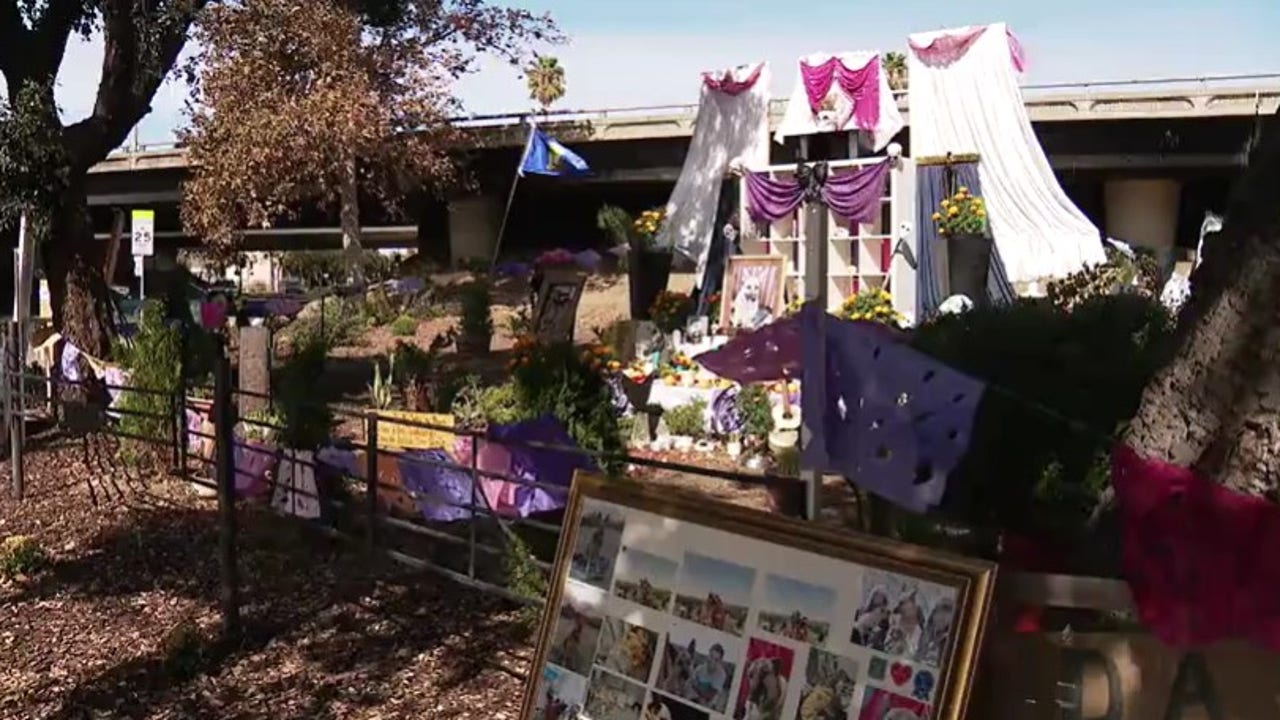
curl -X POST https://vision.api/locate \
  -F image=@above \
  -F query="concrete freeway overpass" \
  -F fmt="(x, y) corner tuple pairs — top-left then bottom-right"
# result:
(82, 75), (1280, 270)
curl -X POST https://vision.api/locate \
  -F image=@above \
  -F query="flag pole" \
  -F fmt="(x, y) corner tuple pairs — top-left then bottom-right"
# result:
(489, 118), (535, 268)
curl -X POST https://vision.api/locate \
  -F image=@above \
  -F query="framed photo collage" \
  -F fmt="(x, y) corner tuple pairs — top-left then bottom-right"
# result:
(522, 473), (996, 720)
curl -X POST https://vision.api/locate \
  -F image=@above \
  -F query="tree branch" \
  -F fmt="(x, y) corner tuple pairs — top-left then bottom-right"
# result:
(0, 0), (32, 93)
(31, 0), (93, 78)
(62, 0), (209, 168)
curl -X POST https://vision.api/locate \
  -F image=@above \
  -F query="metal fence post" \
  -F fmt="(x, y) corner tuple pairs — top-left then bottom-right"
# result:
(8, 322), (24, 500)
(365, 413), (378, 552)
(213, 339), (241, 639)
(468, 434), (479, 579)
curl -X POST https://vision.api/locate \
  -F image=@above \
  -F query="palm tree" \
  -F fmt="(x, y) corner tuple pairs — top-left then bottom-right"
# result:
(525, 54), (566, 112)
(883, 51), (907, 92)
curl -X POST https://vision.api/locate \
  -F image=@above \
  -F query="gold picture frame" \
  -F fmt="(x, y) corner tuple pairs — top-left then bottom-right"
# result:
(720, 254), (787, 332)
(519, 472), (996, 720)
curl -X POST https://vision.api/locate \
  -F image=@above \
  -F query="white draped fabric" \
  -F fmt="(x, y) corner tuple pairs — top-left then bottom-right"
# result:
(660, 62), (772, 276)
(774, 51), (904, 152)
(907, 24), (1106, 283)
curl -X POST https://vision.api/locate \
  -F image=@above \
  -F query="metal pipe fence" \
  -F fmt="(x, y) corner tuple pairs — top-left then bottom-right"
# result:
(0, 331), (793, 639)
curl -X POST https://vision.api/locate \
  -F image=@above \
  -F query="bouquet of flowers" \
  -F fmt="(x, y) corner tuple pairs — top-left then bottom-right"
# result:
(631, 207), (667, 249)
(931, 186), (987, 237)
(534, 247), (577, 268)
(648, 290), (694, 334)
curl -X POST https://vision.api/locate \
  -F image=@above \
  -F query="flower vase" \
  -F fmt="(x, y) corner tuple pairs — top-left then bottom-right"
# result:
(628, 248), (673, 320)
(947, 232), (992, 304)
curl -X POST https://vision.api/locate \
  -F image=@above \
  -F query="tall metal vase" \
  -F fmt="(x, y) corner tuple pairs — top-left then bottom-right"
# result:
(947, 232), (992, 304)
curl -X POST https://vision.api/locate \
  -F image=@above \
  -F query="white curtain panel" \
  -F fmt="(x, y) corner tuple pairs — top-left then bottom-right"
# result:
(907, 23), (1106, 283)
(661, 62), (772, 277)
(774, 51), (905, 152)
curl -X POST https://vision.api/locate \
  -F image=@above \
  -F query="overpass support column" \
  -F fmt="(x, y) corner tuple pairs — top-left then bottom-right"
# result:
(1103, 178), (1182, 270)
(447, 194), (503, 265)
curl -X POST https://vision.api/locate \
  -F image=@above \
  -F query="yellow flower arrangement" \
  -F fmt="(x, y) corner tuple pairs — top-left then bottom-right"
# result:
(838, 288), (903, 326)
(932, 185), (988, 237)
(648, 289), (694, 334)
(632, 207), (667, 245)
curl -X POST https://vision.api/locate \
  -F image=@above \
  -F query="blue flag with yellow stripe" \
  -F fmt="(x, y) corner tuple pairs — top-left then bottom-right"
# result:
(518, 127), (591, 177)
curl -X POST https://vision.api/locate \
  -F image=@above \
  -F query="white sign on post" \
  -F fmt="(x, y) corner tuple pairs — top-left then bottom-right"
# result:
(130, 209), (155, 257)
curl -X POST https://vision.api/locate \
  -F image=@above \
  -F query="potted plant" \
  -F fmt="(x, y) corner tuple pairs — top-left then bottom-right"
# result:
(663, 398), (706, 452)
(838, 288), (904, 326)
(932, 185), (991, 303)
(598, 204), (673, 320)
(456, 280), (494, 354)
(649, 290), (694, 335)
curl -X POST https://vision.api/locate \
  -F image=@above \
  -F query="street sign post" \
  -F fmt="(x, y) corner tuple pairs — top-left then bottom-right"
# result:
(130, 209), (155, 300)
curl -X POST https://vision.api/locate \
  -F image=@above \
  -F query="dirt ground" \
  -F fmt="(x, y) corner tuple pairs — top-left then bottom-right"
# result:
(0, 437), (531, 720)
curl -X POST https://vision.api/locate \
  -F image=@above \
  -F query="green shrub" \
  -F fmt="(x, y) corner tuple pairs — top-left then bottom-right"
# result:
(361, 287), (399, 327)
(664, 399), (706, 438)
(737, 384), (773, 442)
(285, 296), (363, 349)
(275, 335), (333, 449)
(390, 314), (418, 337)
(118, 300), (182, 446)
(239, 407), (282, 443)
(0, 535), (46, 578)
(910, 294), (1175, 545)
(510, 341), (624, 472)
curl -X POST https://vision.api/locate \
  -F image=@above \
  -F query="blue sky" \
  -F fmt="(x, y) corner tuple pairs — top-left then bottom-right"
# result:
(618, 548), (679, 586)
(762, 573), (836, 620)
(678, 552), (756, 605)
(40, 0), (1280, 144)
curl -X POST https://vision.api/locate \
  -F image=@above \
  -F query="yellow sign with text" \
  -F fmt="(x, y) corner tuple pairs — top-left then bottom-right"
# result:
(375, 411), (456, 451)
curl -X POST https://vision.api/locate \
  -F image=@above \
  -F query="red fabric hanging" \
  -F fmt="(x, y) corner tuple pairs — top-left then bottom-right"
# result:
(1111, 443), (1280, 651)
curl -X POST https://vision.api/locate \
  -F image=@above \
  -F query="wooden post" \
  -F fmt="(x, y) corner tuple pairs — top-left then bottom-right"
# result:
(213, 339), (241, 639)
(798, 159), (830, 523)
(365, 413), (379, 552)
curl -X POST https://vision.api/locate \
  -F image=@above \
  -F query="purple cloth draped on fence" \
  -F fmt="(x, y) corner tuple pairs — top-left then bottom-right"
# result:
(398, 449), (475, 522)
(699, 303), (982, 513)
(233, 440), (278, 498)
(800, 56), (881, 130)
(488, 416), (595, 516)
(744, 160), (890, 226)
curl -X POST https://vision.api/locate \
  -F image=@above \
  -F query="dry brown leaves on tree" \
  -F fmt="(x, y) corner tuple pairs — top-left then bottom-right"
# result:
(179, 0), (561, 249)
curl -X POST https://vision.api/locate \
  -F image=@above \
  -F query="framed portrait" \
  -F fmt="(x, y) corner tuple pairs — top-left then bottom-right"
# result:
(721, 255), (786, 332)
(520, 472), (996, 720)
(534, 270), (587, 344)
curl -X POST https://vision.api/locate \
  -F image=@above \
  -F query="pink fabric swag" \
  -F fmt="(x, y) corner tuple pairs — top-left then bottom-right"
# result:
(798, 55), (881, 131)
(908, 25), (1026, 71)
(702, 63), (764, 96)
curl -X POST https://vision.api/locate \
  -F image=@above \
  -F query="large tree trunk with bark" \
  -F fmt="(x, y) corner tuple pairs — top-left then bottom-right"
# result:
(40, 173), (115, 359)
(1124, 108), (1280, 499)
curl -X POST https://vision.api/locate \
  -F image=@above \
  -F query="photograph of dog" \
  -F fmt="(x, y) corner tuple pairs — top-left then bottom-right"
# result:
(672, 552), (756, 637)
(595, 617), (660, 684)
(733, 638), (794, 720)
(641, 691), (710, 720)
(655, 621), (740, 714)
(612, 547), (679, 612)
(850, 569), (958, 669)
(794, 648), (859, 720)
(857, 688), (930, 720)
(720, 256), (785, 332)
(569, 502), (626, 590)
(584, 667), (648, 720)
(756, 573), (836, 648)
(548, 585), (604, 676)
(531, 664), (587, 720)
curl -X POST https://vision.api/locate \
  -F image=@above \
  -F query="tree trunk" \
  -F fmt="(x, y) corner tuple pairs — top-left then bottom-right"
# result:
(1123, 108), (1280, 500)
(41, 174), (115, 359)
(339, 155), (364, 283)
